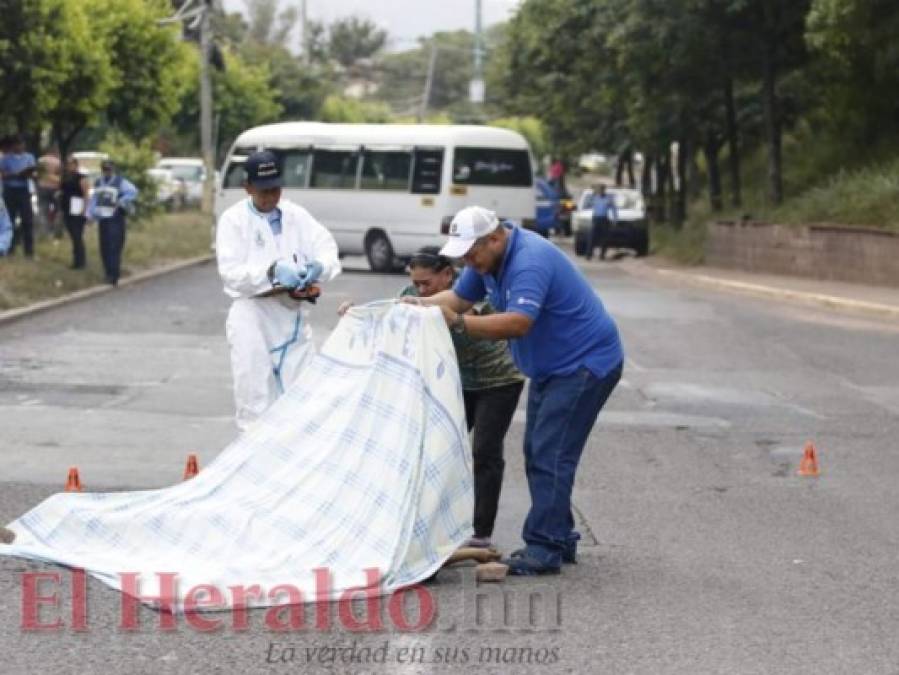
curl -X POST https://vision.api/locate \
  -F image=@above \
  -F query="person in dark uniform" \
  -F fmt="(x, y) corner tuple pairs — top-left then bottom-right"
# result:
(59, 156), (91, 269)
(87, 159), (138, 285)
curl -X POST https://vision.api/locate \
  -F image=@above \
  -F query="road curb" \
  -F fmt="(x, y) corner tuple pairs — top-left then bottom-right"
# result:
(621, 260), (899, 320)
(0, 254), (216, 327)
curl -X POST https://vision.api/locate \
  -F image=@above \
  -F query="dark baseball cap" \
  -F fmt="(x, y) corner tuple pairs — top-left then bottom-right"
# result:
(244, 150), (282, 189)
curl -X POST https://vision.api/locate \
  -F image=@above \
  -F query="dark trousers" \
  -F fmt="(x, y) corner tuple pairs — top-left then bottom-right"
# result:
(587, 215), (611, 260)
(98, 214), (126, 283)
(522, 362), (622, 566)
(463, 381), (524, 538)
(3, 188), (34, 257)
(64, 215), (87, 268)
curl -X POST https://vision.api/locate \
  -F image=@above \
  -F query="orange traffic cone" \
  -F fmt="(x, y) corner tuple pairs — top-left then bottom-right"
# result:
(183, 454), (200, 480)
(797, 442), (820, 477)
(65, 467), (83, 492)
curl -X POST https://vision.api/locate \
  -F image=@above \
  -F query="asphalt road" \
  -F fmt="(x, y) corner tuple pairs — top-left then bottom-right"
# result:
(2, 250), (899, 674)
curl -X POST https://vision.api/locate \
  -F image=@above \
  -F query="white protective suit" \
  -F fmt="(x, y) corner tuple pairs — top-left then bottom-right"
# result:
(216, 197), (341, 430)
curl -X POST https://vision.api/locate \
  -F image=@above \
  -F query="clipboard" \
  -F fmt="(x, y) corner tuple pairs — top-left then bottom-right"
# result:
(253, 284), (322, 302)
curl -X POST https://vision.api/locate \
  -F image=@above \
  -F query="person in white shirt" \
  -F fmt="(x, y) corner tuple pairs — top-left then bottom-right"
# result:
(215, 151), (341, 430)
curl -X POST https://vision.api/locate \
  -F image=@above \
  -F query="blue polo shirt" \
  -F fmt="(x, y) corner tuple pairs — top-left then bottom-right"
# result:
(0, 152), (36, 189)
(454, 224), (623, 381)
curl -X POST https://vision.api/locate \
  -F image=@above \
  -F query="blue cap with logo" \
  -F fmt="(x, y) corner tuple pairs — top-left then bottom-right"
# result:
(244, 151), (282, 189)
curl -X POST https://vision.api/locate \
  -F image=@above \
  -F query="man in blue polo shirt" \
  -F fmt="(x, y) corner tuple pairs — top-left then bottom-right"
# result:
(0, 135), (37, 258)
(410, 206), (623, 575)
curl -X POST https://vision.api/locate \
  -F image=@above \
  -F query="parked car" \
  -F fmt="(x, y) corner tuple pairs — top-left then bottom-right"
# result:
(147, 168), (186, 211)
(577, 153), (608, 174)
(156, 157), (205, 207)
(572, 186), (649, 257)
(534, 178), (576, 237)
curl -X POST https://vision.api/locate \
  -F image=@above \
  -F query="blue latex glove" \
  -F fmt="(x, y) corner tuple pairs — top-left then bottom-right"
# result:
(273, 260), (302, 288)
(297, 260), (324, 289)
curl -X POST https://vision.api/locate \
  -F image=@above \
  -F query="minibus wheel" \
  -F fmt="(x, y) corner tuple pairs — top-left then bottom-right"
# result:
(365, 230), (396, 273)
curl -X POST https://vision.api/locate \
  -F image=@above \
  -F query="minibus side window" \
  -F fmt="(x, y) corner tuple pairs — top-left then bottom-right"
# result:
(452, 147), (532, 187)
(411, 147), (444, 194)
(310, 149), (359, 189)
(360, 150), (412, 191)
(274, 149), (311, 188)
(223, 160), (246, 188)
(222, 145), (255, 189)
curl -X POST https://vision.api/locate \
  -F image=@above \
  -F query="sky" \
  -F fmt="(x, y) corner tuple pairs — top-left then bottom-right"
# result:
(221, 0), (522, 51)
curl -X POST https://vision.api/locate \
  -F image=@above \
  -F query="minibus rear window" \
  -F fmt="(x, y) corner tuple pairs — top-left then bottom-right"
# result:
(411, 147), (444, 194)
(452, 147), (532, 187)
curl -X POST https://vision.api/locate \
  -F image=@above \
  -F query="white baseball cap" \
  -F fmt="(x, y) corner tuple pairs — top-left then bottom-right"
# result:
(439, 206), (500, 258)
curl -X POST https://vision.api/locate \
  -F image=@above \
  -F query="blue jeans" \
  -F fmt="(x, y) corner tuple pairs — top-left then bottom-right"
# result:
(98, 214), (126, 283)
(522, 362), (622, 566)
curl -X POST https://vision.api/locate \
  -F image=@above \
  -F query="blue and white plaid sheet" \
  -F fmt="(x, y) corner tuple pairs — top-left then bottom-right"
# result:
(0, 303), (473, 610)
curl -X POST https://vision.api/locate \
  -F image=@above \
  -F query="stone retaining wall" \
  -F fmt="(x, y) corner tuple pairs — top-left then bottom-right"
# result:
(705, 221), (899, 287)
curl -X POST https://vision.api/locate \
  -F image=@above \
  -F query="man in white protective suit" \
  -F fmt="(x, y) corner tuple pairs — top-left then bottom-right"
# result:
(216, 150), (341, 430)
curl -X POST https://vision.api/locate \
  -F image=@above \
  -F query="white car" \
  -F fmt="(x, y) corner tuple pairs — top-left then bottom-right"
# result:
(577, 153), (608, 173)
(147, 168), (185, 211)
(156, 157), (205, 207)
(572, 187), (649, 257)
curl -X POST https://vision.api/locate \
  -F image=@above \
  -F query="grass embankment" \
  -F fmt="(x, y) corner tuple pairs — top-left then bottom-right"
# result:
(0, 211), (212, 311)
(653, 127), (899, 264)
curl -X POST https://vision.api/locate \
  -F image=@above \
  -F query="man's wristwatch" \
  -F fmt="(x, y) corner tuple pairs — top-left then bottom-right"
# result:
(451, 312), (466, 334)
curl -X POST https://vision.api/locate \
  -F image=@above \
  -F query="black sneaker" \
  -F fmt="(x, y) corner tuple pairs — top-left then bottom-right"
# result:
(501, 553), (560, 576)
(511, 545), (577, 564)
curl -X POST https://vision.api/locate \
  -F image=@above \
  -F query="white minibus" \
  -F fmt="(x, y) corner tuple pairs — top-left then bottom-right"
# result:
(215, 122), (537, 271)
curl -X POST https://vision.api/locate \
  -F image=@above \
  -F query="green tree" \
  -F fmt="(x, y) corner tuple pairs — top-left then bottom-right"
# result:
(93, 0), (190, 138)
(318, 95), (392, 123)
(99, 130), (162, 221)
(172, 48), (282, 159)
(378, 31), (476, 118)
(806, 0), (899, 142)
(244, 0), (297, 46)
(328, 17), (387, 69)
(45, 1), (115, 160)
(0, 0), (75, 138)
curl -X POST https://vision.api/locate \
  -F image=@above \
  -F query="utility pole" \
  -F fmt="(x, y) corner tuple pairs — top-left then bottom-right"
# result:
(161, 0), (216, 215)
(419, 43), (438, 122)
(470, 0), (484, 104)
(198, 1), (214, 214)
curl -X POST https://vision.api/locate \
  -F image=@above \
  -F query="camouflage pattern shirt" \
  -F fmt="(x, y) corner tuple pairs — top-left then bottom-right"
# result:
(399, 284), (525, 391)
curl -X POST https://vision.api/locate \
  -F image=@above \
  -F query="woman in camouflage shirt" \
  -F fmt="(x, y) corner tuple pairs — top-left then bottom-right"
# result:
(400, 249), (525, 549)
(339, 248), (524, 549)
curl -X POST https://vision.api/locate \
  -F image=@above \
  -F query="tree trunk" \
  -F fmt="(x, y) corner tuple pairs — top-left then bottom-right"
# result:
(761, 26), (783, 204)
(53, 123), (84, 164)
(642, 155), (656, 222)
(614, 147), (637, 187)
(656, 149), (669, 223)
(641, 154), (653, 197)
(723, 74), (742, 208)
(704, 135), (723, 212)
